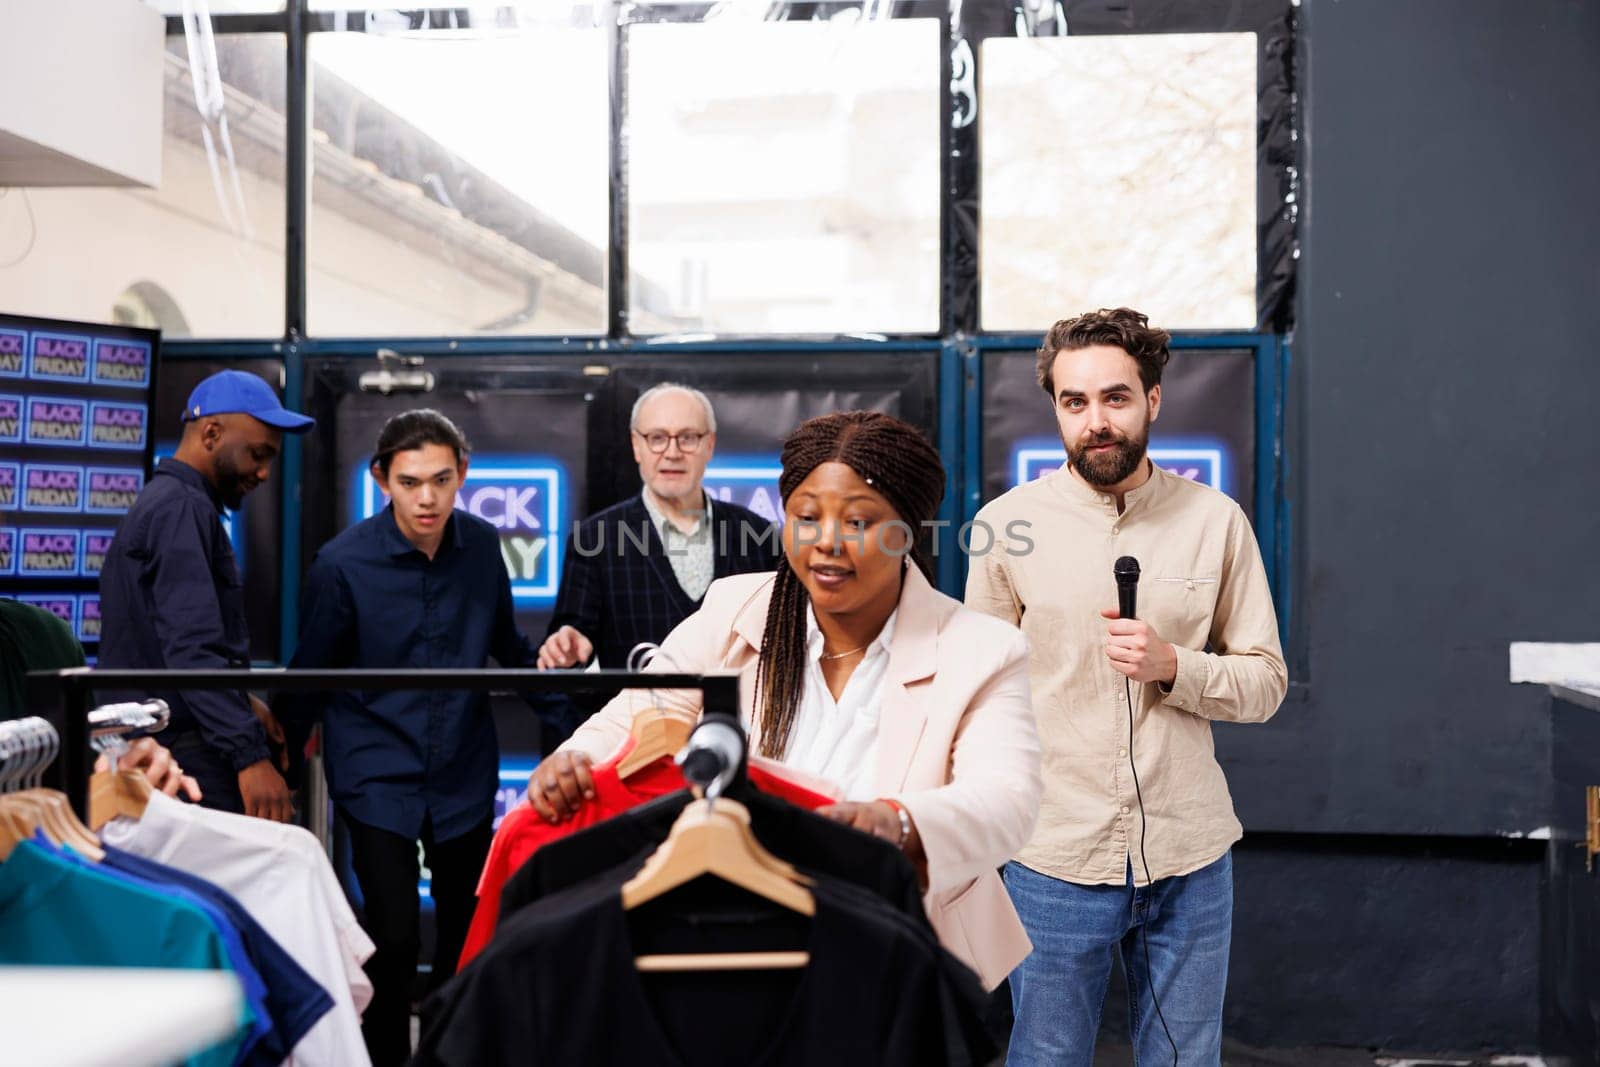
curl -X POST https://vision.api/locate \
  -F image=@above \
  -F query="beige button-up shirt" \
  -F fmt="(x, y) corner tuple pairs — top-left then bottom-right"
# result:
(965, 461), (1286, 886)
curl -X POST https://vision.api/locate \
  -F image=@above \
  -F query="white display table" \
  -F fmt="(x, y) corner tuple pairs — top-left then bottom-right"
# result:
(0, 967), (243, 1067)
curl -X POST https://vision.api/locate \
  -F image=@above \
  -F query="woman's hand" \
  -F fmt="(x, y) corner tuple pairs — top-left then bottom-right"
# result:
(816, 800), (904, 846)
(93, 737), (203, 802)
(526, 751), (595, 823)
(819, 799), (928, 889)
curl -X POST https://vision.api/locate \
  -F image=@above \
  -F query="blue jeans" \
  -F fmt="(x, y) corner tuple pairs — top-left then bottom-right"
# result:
(1003, 852), (1233, 1067)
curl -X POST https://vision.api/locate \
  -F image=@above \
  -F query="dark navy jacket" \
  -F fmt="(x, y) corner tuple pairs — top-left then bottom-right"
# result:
(98, 458), (268, 771)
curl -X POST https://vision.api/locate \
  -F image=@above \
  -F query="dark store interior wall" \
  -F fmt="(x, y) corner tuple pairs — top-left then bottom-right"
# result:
(1208, 0), (1600, 1052)
(1224, 0), (1600, 837)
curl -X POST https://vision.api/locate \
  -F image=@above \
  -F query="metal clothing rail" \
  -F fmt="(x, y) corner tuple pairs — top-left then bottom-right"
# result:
(20, 668), (741, 820)
(87, 699), (172, 770)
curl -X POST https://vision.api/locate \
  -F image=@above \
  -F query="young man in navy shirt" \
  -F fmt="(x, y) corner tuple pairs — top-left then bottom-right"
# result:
(286, 409), (545, 1066)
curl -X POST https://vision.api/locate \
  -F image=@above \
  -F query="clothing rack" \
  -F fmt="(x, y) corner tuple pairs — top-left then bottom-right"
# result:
(88, 698), (171, 766)
(0, 717), (60, 792)
(0, 702), (172, 810)
(677, 715), (749, 799)
(20, 668), (743, 819)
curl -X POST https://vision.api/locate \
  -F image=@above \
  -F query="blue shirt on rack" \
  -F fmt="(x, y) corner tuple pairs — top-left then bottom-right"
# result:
(44, 836), (272, 1067)
(99, 843), (335, 1066)
(285, 505), (547, 841)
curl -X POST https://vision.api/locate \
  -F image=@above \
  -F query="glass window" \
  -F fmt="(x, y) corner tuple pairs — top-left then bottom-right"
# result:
(143, 1), (284, 12)
(981, 33), (1257, 331)
(0, 35), (286, 339)
(307, 29), (609, 336)
(309, 1), (597, 13)
(626, 19), (941, 336)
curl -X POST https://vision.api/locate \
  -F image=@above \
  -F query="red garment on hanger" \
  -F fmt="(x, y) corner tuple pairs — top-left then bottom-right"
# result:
(458, 738), (837, 968)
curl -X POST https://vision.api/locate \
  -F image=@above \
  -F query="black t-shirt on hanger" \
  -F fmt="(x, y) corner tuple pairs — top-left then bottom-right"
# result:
(451, 790), (1001, 1067)
(497, 787), (925, 922)
(494, 788), (999, 1066)
(415, 865), (956, 1067)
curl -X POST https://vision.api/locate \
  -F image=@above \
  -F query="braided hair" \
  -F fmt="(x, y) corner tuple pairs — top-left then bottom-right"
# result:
(753, 411), (946, 759)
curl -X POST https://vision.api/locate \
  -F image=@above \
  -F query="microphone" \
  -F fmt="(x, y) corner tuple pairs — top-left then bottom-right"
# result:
(1114, 556), (1140, 621)
(1111, 552), (1177, 1063)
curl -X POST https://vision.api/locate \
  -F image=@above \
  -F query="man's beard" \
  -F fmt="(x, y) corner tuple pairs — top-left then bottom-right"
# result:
(214, 454), (250, 510)
(1066, 423), (1149, 488)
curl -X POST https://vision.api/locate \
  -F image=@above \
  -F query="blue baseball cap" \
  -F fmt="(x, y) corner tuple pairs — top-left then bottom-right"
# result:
(182, 370), (314, 433)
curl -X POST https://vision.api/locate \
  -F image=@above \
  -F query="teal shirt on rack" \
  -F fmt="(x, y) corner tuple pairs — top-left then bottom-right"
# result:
(46, 836), (275, 1067)
(0, 839), (255, 1067)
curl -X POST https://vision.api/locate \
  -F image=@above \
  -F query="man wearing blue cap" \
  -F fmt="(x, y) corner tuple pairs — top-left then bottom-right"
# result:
(100, 370), (314, 820)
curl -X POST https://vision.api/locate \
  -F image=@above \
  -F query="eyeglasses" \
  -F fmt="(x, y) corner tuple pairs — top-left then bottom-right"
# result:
(636, 430), (707, 454)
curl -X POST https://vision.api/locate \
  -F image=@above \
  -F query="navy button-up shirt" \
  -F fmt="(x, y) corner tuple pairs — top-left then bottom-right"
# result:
(98, 458), (269, 771)
(287, 506), (540, 840)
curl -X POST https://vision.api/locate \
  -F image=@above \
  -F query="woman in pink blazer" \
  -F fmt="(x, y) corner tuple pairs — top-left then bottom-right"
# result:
(529, 411), (1042, 990)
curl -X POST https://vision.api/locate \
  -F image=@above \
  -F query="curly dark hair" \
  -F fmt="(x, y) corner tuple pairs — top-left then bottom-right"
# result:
(1036, 307), (1171, 397)
(753, 410), (945, 759)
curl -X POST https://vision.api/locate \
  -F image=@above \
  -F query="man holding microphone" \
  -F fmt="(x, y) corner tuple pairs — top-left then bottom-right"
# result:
(966, 307), (1286, 1065)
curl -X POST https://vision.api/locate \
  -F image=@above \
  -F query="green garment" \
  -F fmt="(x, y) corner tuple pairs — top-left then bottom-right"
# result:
(0, 598), (85, 715)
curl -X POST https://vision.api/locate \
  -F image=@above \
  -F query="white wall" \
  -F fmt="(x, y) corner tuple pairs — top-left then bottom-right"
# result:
(0, 0), (163, 187)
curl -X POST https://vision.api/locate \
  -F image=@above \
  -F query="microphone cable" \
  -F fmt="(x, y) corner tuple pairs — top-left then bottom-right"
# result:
(1125, 674), (1179, 1066)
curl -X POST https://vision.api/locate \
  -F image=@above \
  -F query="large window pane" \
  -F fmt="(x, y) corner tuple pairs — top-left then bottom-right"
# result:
(307, 30), (608, 336)
(981, 33), (1257, 331)
(627, 19), (941, 335)
(0, 36), (286, 338)
(143, 1), (284, 12)
(309, 1), (595, 13)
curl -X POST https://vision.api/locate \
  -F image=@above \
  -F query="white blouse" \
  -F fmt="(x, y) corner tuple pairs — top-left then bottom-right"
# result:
(781, 606), (898, 801)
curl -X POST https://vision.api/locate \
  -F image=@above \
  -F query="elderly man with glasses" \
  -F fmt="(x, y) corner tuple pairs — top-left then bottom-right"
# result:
(536, 383), (779, 717)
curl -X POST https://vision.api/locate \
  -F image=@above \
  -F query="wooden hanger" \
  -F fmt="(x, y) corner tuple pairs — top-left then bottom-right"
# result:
(0, 791), (105, 862)
(621, 712), (797, 885)
(0, 800), (37, 862)
(615, 706), (698, 780)
(0, 744), (54, 847)
(622, 796), (813, 972)
(88, 769), (152, 832)
(0, 722), (42, 860)
(0, 718), (101, 860)
(13, 789), (105, 861)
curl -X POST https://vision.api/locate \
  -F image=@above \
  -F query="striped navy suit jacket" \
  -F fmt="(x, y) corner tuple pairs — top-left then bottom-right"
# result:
(546, 493), (779, 722)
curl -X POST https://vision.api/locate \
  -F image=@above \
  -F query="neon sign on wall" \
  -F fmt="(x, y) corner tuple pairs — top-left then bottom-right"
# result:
(1010, 436), (1231, 494)
(354, 456), (567, 607)
(702, 454), (784, 525)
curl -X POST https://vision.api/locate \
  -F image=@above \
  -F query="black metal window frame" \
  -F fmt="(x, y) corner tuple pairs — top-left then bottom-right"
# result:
(152, 1), (1300, 668)
(163, 0), (1297, 347)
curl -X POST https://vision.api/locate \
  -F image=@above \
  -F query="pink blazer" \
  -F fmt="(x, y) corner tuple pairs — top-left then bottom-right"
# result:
(558, 565), (1042, 989)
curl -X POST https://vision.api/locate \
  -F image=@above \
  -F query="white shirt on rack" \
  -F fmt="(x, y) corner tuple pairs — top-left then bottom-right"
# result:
(100, 790), (375, 1067)
(781, 606), (898, 801)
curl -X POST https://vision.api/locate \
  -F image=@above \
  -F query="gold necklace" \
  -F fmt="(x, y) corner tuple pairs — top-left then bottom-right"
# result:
(819, 644), (868, 661)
